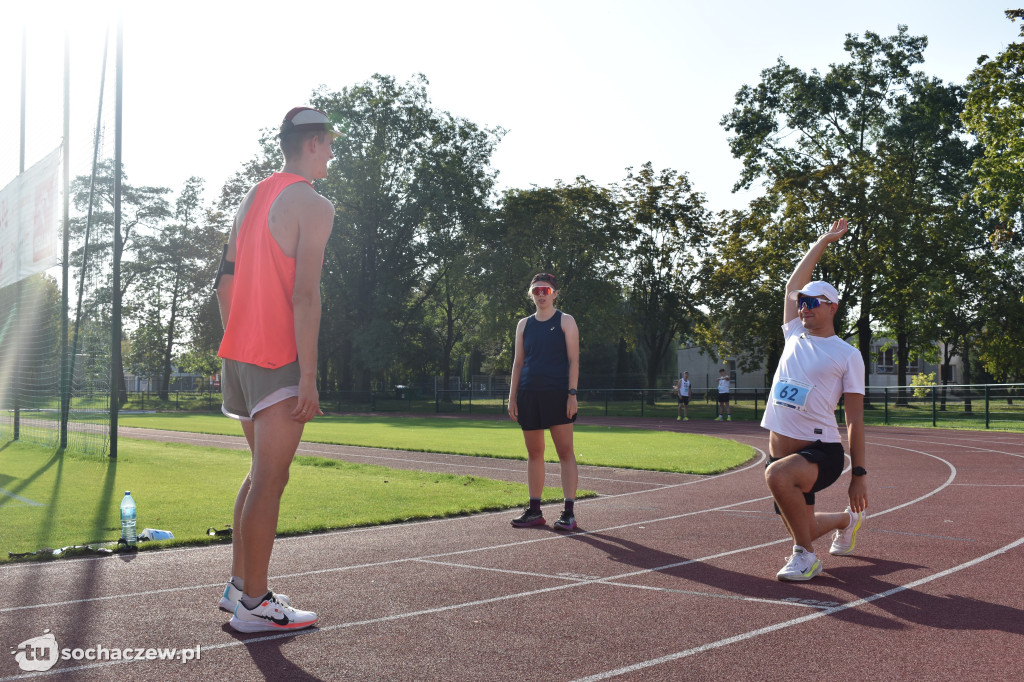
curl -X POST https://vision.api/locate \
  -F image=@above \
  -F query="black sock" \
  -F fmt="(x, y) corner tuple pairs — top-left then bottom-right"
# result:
(529, 497), (541, 513)
(564, 498), (575, 514)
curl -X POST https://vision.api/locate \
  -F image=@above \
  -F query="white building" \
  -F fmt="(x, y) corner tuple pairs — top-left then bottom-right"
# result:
(676, 338), (958, 392)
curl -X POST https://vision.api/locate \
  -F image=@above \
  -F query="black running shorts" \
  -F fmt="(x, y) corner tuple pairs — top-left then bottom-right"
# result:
(767, 440), (845, 511)
(515, 389), (576, 431)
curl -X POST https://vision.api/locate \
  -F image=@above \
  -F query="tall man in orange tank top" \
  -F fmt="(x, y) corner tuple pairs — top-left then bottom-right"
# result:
(214, 107), (337, 632)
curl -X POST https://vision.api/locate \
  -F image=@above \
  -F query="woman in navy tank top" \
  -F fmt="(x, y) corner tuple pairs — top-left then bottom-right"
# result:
(507, 273), (580, 531)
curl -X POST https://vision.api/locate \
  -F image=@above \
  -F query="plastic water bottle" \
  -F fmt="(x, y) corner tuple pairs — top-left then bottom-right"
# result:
(120, 491), (137, 544)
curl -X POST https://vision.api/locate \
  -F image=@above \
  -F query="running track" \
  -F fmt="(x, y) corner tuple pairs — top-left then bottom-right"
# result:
(2, 419), (1022, 680)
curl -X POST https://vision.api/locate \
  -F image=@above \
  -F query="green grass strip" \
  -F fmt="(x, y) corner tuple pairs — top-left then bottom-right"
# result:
(0, 439), (581, 562)
(118, 413), (754, 474)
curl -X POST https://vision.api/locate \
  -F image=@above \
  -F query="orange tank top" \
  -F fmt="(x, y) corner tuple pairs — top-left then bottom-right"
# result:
(218, 172), (311, 368)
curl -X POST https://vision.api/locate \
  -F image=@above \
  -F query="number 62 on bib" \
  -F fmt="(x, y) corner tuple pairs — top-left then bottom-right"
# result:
(773, 378), (813, 411)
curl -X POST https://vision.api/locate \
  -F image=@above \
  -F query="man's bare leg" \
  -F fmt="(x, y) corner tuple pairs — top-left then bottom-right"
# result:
(230, 419), (257, 585)
(240, 398), (304, 599)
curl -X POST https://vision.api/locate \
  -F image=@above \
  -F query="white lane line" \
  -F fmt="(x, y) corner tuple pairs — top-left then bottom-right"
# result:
(0, 441), (944, 614)
(0, 443), (990, 680)
(860, 433), (1024, 459)
(414, 558), (838, 610)
(570, 535), (1024, 682)
(0, 488), (44, 507)
(13, 532), (1021, 681)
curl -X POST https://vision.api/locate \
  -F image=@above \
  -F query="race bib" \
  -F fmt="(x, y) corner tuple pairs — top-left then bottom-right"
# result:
(773, 378), (814, 411)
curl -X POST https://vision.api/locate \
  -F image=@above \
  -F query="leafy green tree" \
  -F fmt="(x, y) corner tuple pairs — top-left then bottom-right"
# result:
(414, 109), (502, 393)
(720, 26), (990, 393)
(962, 10), (1024, 242)
(68, 161), (172, 404)
(482, 178), (629, 383)
(123, 305), (166, 389)
(307, 75), (503, 391)
(142, 178), (224, 399)
(619, 163), (712, 398)
(870, 78), (984, 401)
(976, 248), (1024, 381)
(695, 201), (789, 380)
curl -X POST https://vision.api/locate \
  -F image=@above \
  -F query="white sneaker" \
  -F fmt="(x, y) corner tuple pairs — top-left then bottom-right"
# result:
(829, 506), (865, 556)
(228, 592), (316, 633)
(219, 581), (290, 612)
(776, 546), (821, 582)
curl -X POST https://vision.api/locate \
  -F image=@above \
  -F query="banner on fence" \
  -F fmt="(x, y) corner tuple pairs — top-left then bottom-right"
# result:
(0, 147), (61, 288)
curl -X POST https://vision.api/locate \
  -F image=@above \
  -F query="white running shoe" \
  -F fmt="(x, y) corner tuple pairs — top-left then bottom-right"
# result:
(219, 581), (290, 612)
(228, 592), (316, 633)
(776, 546), (822, 582)
(829, 506), (865, 556)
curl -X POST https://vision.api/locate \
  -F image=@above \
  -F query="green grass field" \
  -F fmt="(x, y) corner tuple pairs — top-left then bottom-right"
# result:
(1, 415), (754, 561)
(0, 438), (581, 561)
(117, 413), (754, 474)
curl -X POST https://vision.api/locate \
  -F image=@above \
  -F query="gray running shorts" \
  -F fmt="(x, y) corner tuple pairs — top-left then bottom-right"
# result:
(221, 358), (300, 421)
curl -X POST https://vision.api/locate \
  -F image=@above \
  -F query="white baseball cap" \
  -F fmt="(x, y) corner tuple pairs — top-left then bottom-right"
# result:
(279, 107), (343, 139)
(789, 280), (839, 304)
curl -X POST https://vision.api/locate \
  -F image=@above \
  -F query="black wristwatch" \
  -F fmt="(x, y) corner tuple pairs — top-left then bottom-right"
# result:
(568, 388), (577, 396)
(852, 466), (867, 477)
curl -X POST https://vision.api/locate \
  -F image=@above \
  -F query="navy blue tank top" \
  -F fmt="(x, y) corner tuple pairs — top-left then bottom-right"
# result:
(519, 310), (569, 390)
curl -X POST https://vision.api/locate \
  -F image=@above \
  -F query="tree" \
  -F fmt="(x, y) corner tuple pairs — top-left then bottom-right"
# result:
(409, 111), (502, 393)
(145, 178), (224, 399)
(307, 75), (503, 391)
(720, 26), (989, 393)
(962, 10), (1024, 242)
(695, 201), (791, 380)
(870, 78), (983, 401)
(483, 178), (629, 383)
(619, 163), (712, 398)
(68, 161), (172, 404)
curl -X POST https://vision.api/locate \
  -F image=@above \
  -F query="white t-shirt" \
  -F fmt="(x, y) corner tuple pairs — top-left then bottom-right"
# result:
(760, 317), (865, 443)
(717, 376), (730, 394)
(678, 379), (690, 397)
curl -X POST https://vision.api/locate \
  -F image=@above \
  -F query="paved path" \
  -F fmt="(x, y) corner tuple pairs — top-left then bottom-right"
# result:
(2, 418), (1022, 680)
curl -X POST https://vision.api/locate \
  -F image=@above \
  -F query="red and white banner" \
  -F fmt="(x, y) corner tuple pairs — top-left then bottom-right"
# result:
(0, 147), (61, 289)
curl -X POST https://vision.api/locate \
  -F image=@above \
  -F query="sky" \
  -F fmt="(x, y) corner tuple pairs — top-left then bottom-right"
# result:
(1, 0), (1020, 216)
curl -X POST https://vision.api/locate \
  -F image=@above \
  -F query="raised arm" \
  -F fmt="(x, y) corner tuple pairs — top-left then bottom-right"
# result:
(784, 218), (848, 324)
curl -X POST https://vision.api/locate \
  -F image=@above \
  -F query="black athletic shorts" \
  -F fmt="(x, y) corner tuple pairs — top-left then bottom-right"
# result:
(516, 389), (576, 431)
(677, 395), (690, 405)
(767, 440), (845, 512)
(718, 393), (730, 404)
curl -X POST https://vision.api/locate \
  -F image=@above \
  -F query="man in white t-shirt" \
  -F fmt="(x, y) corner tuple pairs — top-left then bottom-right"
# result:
(715, 369), (732, 421)
(674, 371), (691, 421)
(761, 218), (868, 582)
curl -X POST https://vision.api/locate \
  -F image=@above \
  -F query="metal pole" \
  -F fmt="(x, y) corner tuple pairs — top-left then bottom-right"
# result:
(109, 22), (122, 458)
(985, 384), (990, 429)
(932, 385), (936, 427)
(60, 32), (71, 448)
(884, 387), (889, 425)
(14, 29), (27, 440)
